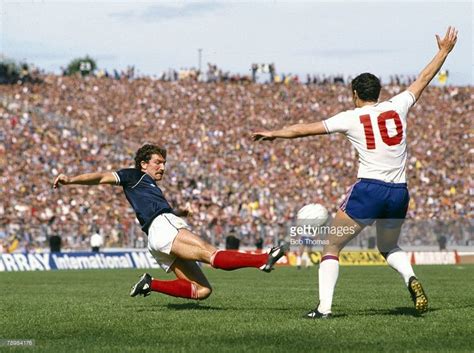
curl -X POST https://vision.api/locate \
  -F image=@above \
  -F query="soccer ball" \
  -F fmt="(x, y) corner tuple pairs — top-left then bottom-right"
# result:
(297, 203), (329, 226)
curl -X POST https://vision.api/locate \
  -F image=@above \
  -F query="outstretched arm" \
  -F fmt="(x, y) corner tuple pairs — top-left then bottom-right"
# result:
(408, 26), (458, 101)
(252, 121), (327, 141)
(52, 172), (117, 189)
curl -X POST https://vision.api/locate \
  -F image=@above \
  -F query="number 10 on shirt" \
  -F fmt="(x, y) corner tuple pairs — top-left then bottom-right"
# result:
(360, 110), (403, 150)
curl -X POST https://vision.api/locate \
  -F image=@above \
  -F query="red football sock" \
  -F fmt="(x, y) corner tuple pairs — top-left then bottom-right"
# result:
(150, 278), (198, 299)
(211, 250), (268, 271)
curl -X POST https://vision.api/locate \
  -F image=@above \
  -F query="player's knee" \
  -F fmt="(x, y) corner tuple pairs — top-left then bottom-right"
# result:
(378, 246), (402, 259)
(196, 285), (212, 300)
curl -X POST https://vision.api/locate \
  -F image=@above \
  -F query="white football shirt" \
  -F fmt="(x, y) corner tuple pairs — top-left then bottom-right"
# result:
(323, 91), (416, 183)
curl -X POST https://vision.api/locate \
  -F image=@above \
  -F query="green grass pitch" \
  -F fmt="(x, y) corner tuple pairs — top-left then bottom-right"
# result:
(1, 265), (473, 352)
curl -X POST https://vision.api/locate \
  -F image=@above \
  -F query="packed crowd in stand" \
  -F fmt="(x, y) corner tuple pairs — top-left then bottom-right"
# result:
(0, 73), (472, 252)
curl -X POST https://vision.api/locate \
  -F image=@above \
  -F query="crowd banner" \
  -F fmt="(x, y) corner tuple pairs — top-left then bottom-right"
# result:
(408, 251), (459, 265)
(287, 251), (387, 266)
(286, 251), (460, 266)
(0, 251), (160, 272)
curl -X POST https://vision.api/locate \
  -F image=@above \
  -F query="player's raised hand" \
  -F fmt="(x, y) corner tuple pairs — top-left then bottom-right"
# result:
(52, 173), (70, 189)
(252, 131), (275, 141)
(436, 26), (458, 54)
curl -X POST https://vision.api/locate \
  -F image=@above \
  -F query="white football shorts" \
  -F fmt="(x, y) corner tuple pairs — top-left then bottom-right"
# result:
(147, 213), (190, 272)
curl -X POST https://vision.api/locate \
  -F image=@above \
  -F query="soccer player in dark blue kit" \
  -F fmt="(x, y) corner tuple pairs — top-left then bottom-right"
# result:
(53, 144), (287, 300)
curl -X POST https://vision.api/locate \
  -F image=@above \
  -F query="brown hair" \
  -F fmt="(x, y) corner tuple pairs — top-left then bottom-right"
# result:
(134, 144), (167, 170)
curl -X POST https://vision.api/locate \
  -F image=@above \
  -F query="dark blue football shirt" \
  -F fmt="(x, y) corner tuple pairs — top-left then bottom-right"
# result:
(112, 168), (173, 234)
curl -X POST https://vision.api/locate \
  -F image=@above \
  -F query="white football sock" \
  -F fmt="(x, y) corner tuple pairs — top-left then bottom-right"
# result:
(386, 250), (415, 286)
(317, 258), (339, 314)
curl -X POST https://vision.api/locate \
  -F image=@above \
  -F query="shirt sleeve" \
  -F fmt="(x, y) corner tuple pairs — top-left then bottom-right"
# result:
(388, 91), (416, 116)
(114, 168), (142, 187)
(323, 111), (350, 134)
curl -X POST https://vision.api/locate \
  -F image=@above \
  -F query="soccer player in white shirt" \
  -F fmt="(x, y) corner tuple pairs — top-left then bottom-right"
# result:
(252, 27), (458, 317)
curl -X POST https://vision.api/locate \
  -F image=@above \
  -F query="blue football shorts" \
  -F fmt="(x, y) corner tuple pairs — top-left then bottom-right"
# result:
(340, 178), (409, 228)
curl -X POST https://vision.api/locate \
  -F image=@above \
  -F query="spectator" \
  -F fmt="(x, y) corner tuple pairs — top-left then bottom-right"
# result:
(90, 229), (104, 252)
(49, 234), (62, 253)
(0, 72), (471, 250)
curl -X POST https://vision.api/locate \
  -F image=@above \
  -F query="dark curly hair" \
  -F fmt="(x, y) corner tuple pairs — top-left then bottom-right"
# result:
(351, 73), (381, 102)
(134, 144), (167, 170)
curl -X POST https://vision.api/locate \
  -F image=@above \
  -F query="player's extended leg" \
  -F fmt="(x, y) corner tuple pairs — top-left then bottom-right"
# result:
(129, 259), (212, 300)
(171, 229), (287, 272)
(377, 224), (428, 313)
(307, 209), (363, 318)
(130, 215), (287, 299)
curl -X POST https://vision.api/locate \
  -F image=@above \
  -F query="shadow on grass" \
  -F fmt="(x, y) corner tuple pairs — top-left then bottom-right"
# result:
(301, 313), (348, 319)
(328, 313), (348, 319)
(123, 302), (224, 312)
(361, 306), (440, 317)
(166, 303), (225, 311)
(125, 301), (310, 312)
